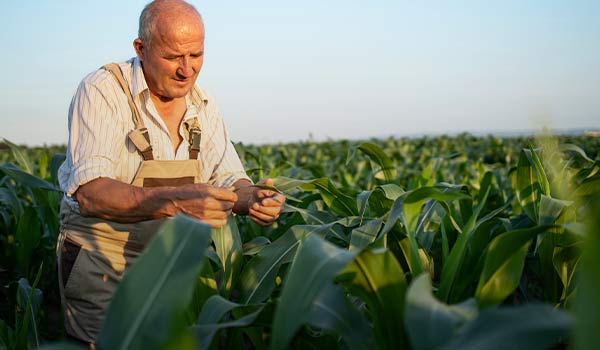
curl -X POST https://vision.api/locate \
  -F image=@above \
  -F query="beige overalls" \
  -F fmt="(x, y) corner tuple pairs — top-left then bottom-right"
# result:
(57, 63), (205, 344)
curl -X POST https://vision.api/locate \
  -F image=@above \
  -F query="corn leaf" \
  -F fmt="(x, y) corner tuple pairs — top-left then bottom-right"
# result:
(96, 215), (212, 350)
(270, 235), (356, 350)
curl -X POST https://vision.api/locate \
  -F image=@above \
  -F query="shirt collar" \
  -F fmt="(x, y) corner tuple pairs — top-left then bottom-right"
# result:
(130, 56), (208, 107)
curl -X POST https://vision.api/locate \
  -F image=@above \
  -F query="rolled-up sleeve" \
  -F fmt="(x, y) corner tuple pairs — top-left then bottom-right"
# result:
(62, 78), (125, 196)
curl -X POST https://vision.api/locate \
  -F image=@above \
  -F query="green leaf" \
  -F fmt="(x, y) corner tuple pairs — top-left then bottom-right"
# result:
(307, 284), (374, 350)
(239, 224), (335, 304)
(438, 179), (501, 302)
(211, 217), (243, 297)
(574, 196), (600, 350)
(376, 184), (405, 201)
(528, 146), (551, 196)
(1, 139), (34, 174)
(357, 142), (398, 183)
(475, 225), (553, 308)
(243, 236), (271, 256)
(15, 263), (43, 350)
(538, 195), (572, 226)
(515, 148), (543, 222)
(0, 187), (23, 223)
(337, 248), (408, 350)
(271, 235), (356, 350)
(0, 163), (60, 191)
(443, 304), (573, 350)
(402, 186), (470, 276)
(185, 260), (218, 325)
(96, 215), (213, 350)
(405, 274), (478, 350)
(349, 217), (383, 250)
(193, 294), (264, 349)
(284, 204), (348, 243)
(15, 207), (42, 277)
(299, 178), (358, 216)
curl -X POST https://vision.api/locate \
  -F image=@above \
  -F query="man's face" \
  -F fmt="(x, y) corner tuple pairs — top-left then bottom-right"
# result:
(135, 16), (205, 101)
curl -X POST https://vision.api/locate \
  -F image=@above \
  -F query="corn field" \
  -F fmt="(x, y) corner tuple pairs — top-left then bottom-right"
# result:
(1, 133), (599, 349)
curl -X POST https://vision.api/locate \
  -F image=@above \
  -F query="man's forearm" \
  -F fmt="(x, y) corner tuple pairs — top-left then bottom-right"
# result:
(74, 177), (177, 222)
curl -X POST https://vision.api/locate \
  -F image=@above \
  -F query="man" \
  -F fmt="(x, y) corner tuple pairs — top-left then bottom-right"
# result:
(56, 0), (285, 344)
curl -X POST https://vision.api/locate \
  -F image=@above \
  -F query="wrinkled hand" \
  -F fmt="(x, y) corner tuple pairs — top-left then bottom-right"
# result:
(173, 183), (238, 228)
(247, 178), (286, 226)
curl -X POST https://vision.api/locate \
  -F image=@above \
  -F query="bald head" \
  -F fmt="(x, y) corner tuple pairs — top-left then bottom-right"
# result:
(138, 0), (203, 48)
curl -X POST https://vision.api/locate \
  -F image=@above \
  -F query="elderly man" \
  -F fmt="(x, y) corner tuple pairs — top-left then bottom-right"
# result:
(56, 0), (285, 344)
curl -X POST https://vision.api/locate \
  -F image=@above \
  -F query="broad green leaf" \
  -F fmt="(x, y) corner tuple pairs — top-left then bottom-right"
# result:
(573, 177), (600, 198)
(15, 207), (42, 277)
(357, 142), (397, 182)
(193, 294), (264, 349)
(239, 224), (334, 304)
(475, 225), (553, 308)
(243, 236), (271, 256)
(438, 179), (504, 302)
(307, 284), (374, 350)
(538, 195), (572, 226)
(403, 186), (470, 276)
(553, 242), (582, 306)
(15, 264), (43, 350)
(405, 274), (478, 350)
(185, 260), (218, 325)
(0, 187), (23, 222)
(211, 217), (243, 297)
(515, 148), (543, 222)
(37, 151), (49, 180)
(283, 204), (348, 242)
(96, 215), (212, 350)
(1, 139), (34, 174)
(0, 163), (59, 191)
(337, 248), (408, 350)
(574, 196), (600, 350)
(271, 235), (356, 350)
(357, 190), (373, 221)
(272, 176), (311, 193)
(349, 217), (383, 250)
(376, 183), (405, 201)
(537, 195), (576, 303)
(443, 304), (573, 350)
(403, 186), (470, 234)
(528, 146), (551, 197)
(559, 143), (594, 163)
(299, 178), (358, 216)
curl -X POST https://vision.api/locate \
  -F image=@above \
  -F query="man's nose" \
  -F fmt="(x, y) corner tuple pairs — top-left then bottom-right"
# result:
(177, 57), (194, 78)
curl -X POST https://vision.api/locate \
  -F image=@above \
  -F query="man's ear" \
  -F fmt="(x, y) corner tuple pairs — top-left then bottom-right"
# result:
(133, 38), (144, 61)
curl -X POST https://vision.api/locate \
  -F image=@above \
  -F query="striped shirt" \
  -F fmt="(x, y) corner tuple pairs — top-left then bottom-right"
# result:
(58, 57), (250, 210)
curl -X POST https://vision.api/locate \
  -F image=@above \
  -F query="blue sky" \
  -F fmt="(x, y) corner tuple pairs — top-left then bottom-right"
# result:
(1, 0), (599, 146)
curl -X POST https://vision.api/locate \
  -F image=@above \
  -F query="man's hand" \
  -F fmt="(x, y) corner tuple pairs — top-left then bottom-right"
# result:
(75, 178), (237, 228)
(170, 183), (238, 227)
(233, 178), (286, 226)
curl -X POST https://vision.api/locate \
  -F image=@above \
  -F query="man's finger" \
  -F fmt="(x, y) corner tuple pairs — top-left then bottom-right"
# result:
(258, 196), (285, 208)
(250, 204), (281, 218)
(202, 218), (229, 228)
(206, 186), (238, 202)
(249, 212), (272, 226)
(199, 197), (235, 211)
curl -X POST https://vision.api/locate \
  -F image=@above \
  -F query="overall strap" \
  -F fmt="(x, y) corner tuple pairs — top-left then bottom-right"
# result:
(102, 63), (154, 160)
(183, 117), (202, 159)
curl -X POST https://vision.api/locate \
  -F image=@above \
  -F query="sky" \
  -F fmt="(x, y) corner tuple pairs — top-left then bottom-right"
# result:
(1, 0), (599, 146)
